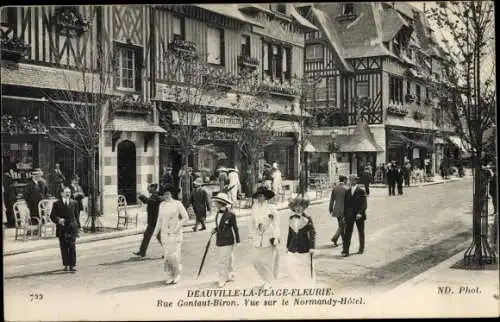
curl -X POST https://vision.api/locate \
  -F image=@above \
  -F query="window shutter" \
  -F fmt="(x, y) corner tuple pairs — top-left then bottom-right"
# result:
(113, 49), (121, 88)
(276, 46), (282, 81)
(134, 47), (143, 92)
(220, 29), (225, 66)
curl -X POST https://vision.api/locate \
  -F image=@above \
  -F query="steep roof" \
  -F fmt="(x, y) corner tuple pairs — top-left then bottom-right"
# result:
(382, 7), (410, 42)
(307, 6), (353, 72)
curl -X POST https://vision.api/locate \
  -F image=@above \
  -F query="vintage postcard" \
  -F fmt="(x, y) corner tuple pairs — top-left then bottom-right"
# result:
(2, 2), (498, 321)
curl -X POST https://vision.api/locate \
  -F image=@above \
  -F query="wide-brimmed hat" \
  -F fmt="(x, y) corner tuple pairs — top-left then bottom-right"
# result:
(193, 178), (203, 186)
(264, 163), (272, 168)
(252, 186), (275, 200)
(228, 167), (239, 173)
(217, 167), (228, 172)
(161, 184), (179, 196)
(31, 168), (44, 176)
(288, 196), (311, 210)
(212, 192), (232, 206)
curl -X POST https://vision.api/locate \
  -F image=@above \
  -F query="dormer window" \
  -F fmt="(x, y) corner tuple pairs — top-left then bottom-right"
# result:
(343, 3), (354, 16)
(276, 4), (287, 14)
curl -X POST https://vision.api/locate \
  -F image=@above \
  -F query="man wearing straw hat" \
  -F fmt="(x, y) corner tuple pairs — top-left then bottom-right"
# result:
(250, 186), (280, 289)
(211, 192), (240, 288)
(190, 178), (211, 232)
(286, 196), (316, 285)
(226, 167), (241, 203)
(24, 168), (48, 222)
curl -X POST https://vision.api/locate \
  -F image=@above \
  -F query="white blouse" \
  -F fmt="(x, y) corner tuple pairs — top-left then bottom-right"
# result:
(152, 199), (189, 241)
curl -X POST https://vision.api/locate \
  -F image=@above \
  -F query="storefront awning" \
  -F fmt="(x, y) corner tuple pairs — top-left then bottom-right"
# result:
(337, 123), (384, 152)
(391, 131), (433, 150)
(104, 117), (166, 133)
(304, 136), (333, 153)
(447, 135), (471, 153)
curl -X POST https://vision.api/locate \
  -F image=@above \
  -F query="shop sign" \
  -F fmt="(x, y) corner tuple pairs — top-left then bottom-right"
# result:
(171, 111), (202, 126)
(206, 114), (242, 128)
(271, 120), (300, 133)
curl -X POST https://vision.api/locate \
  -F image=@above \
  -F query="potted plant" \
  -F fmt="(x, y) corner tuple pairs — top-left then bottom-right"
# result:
(1, 36), (30, 62)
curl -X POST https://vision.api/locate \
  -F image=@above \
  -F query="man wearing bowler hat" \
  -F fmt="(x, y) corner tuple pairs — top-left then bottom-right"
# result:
(190, 178), (211, 232)
(24, 168), (49, 222)
(341, 175), (367, 257)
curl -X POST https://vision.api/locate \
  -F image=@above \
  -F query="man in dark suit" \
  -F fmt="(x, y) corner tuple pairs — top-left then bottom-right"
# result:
(50, 186), (80, 272)
(329, 175), (348, 247)
(386, 162), (397, 196)
(50, 163), (66, 198)
(191, 178), (211, 232)
(341, 175), (367, 257)
(396, 164), (404, 195)
(359, 167), (372, 196)
(133, 183), (163, 258)
(24, 168), (49, 223)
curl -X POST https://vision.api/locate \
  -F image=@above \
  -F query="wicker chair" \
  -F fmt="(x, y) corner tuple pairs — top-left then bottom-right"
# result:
(116, 195), (140, 229)
(14, 201), (40, 241)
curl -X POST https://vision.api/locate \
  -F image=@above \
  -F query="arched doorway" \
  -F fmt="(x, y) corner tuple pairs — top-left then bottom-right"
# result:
(117, 140), (137, 205)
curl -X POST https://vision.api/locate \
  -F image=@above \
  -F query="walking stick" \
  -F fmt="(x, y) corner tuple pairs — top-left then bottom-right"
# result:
(310, 252), (313, 280)
(197, 230), (215, 279)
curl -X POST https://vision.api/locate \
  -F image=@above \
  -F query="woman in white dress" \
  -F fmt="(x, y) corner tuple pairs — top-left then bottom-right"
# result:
(249, 186), (280, 289)
(152, 184), (189, 285)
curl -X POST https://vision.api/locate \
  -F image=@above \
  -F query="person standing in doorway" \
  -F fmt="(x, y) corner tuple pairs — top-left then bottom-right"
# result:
(212, 192), (240, 288)
(152, 184), (189, 285)
(329, 175), (348, 247)
(50, 187), (80, 272)
(160, 166), (174, 193)
(133, 183), (163, 258)
(341, 175), (367, 257)
(190, 178), (211, 232)
(50, 163), (66, 198)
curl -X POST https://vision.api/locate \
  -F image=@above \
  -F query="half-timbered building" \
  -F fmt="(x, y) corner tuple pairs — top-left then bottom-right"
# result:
(296, 2), (454, 179)
(1, 5), (165, 215)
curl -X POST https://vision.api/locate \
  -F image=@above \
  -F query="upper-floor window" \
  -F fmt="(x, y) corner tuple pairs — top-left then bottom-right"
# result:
(305, 44), (323, 60)
(172, 16), (185, 41)
(406, 81), (411, 96)
(356, 81), (369, 98)
(241, 34), (251, 57)
(416, 84), (421, 105)
(207, 26), (225, 65)
(263, 41), (292, 82)
(425, 87), (430, 99)
(343, 3), (354, 16)
(389, 75), (403, 104)
(393, 38), (401, 56)
(114, 43), (143, 92)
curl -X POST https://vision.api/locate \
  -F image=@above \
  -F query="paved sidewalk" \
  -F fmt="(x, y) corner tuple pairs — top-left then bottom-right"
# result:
(377, 243), (499, 318)
(3, 191), (328, 256)
(371, 174), (471, 188)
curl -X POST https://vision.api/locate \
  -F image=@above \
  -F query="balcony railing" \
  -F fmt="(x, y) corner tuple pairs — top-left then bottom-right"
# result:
(387, 105), (409, 117)
(237, 55), (260, 69)
(110, 95), (152, 115)
(1, 115), (48, 135)
(168, 40), (198, 61)
(1, 35), (30, 62)
(259, 78), (299, 99)
(53, 7), (90, 37)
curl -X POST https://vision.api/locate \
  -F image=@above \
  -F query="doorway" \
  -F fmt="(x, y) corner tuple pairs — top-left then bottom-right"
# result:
(117, 140), (137, 205)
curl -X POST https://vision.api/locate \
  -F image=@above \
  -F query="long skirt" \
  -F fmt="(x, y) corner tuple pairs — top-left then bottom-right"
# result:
(163, 242), (182, 281)
(252, 246), (279, 284)
(218, 245), (235, 283)
(286, 252), (315, 286)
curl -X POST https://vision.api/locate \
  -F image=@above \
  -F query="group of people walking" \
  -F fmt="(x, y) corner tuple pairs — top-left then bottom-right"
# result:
(129, 179), (316, 288)
(329, 175), (367, 257)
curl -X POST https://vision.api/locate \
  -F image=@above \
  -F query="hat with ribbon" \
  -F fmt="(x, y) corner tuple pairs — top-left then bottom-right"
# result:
(252, 186), (275, 200)
(212, 192), (232, 206)
(193, 178), (203, 186)
(288, 196), (311, 210)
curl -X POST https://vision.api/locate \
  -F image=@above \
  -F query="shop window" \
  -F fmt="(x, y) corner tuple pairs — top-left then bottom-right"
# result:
(207, 26), (225, 65)
(2, 142), (34, 176)
(407, 80), (411, 96)
(309, 153), (329, 174)
(305, 44), (323, 60)
(114, 43), (143, 92)
(172, 16), (185, 41)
